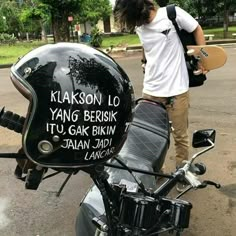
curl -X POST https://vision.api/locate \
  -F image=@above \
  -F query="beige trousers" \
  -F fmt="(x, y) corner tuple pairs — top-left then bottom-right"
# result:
(143, 91), (189, 167)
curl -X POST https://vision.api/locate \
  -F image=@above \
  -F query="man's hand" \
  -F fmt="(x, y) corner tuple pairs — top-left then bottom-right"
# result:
(141, 58), (147, 74)
(194, 62), (208, 75)
(141, 63), (146, 74)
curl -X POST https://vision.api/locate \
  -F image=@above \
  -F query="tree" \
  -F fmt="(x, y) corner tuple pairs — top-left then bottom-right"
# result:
(20, 1), (50, 40)
(0, 0), (22, 35)
(200, 0), (236, 37)
(1, 0), (112, 42)
(0, 13), (7, 32)
(78, 0), (112, 26)
(38, 0), (84, 42)
(220, 0), (236, 37)
(157, 0), (170, 7)
(162, 0), (236, 38)
(169, 0), (197, 15)
(39, 0), (112, 42)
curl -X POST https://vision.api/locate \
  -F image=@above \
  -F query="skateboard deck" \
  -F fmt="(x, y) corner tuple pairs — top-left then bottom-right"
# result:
(187, 45), (227, 71)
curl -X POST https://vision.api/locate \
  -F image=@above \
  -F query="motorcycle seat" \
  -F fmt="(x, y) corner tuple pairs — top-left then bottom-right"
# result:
(108, 99), (170, 185)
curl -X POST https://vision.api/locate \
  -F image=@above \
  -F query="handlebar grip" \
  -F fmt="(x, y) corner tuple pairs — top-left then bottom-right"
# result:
(0, 107), (25, 134)
(185, 170), (202, 188)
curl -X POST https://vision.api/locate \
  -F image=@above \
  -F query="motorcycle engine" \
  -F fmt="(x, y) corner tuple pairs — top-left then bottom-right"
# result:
(118, 192), (192, 233)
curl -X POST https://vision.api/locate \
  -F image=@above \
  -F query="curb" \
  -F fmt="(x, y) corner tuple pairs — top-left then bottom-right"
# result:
(206, 39), (236, 45)
(109, 40), (236, 57)
(125, 40), (236, 50)
(108, 41), (236, 58)
(0, 64), (12, 69)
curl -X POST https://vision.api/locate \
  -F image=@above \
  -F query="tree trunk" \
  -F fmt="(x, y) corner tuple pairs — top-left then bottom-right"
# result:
(51, 10), (70, 42)
(223, 0), (229, 38)
(197, 0), (202, 19)
(40, 21), (47, 41)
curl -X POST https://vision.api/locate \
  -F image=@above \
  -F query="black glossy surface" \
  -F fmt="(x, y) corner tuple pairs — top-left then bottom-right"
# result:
(11, 43), (135, 168)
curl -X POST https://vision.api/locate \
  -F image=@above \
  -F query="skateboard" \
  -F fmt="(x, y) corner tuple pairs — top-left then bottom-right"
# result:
(187, 45), (227, 75)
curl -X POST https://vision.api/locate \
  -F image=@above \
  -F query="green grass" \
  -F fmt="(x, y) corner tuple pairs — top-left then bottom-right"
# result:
(0, 26), (236, 65)
(101, 34), (141, 48)
(204, 26), (236, 39)
(100, 26), (236, 48)
(0, 41), (46, 64)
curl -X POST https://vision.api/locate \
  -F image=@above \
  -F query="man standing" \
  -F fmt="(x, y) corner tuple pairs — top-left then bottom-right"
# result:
(114, 0), (206, 191)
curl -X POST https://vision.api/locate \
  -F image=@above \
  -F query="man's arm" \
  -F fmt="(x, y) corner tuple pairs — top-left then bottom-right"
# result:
(193, 25), (206, 45)
(193, 25), (208, 73)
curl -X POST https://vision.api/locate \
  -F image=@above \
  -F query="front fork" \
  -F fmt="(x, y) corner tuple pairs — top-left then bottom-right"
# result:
(95, 229), (107, 236)
(88, 165), (120, 236)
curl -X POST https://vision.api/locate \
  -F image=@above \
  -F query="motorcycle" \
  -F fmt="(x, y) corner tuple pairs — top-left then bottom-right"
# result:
(0, 98), (221, 236)
(75, 98), (221, 236)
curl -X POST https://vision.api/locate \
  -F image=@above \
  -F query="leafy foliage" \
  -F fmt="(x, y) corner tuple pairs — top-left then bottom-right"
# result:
(90, 26), (103, 47)
(0, 13), (7, 32)
(1, 0), (236, 41)
(163, 0), (236, 36)
(41, 0), (82, 13)
(20, 1), (50, 22)
(0, 0), (22, 34)
(0, 33), (16, 44)
(38, 0), (111, 42)
(78, 0), (112, 25)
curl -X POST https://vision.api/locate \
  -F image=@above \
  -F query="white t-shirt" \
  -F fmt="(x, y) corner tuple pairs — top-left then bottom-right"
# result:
(136, 6), (199, 97)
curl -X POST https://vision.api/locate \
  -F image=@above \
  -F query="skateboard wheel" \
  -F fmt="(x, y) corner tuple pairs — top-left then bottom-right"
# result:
(193, 69), (202, 75)
(187, 49), (195, 55)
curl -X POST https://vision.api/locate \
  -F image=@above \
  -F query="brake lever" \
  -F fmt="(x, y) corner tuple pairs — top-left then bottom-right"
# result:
(198, 180), (221, 189)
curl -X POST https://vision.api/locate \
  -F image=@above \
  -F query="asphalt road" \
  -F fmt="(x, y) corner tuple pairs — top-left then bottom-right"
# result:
(0, 46), (236, 236)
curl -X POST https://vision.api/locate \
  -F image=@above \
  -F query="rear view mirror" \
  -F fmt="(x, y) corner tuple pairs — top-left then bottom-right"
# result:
(192, 129), (216, 148)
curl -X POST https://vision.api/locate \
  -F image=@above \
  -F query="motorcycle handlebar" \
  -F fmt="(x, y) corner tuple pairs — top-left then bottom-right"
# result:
(153, 157), (220, 198)
(184, 170), (202, 188)
(152, 165), (202, 198)
(0, 107), (25, 134)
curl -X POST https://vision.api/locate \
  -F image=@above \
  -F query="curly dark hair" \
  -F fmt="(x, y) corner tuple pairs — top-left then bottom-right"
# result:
(114, 0), (156, 30)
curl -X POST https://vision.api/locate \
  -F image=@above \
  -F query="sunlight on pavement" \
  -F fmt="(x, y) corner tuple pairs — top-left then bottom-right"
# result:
(0, 198), (10, 229)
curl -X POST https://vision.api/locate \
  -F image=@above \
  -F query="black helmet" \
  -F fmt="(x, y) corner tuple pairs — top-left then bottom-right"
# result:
(10, 43), (135, 168)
